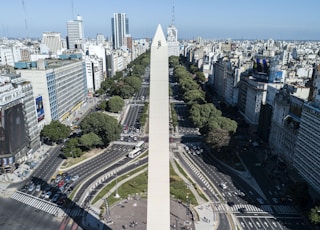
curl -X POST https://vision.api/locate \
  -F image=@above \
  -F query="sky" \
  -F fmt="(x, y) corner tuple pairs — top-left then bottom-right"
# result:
(1, 0), (320, 40)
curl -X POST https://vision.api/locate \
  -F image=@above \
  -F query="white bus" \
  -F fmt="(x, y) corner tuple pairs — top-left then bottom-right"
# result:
(128, 148), (142, 158)
(135, 141), (145, 149)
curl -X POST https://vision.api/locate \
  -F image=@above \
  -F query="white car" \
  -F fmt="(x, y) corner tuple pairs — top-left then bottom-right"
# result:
(71, 175), (79, 181)
(35, 184), (41, 192)
(44, 191), (52, 199)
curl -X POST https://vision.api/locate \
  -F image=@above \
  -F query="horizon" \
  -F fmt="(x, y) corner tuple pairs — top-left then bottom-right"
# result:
(1, 0), (320, 41)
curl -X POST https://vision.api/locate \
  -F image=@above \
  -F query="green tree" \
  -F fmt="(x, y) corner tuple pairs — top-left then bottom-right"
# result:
(309, 206), (320, 224)
(183, 89), (206, 105)
(98, 100), (107, 111)
(101, 78), (115, 91)
(169, 56), (179, 68)
(189, 103), (221, 128)
(107, 96), (125, 113)
(80, 112), (121, 146)
(124, 76), (142, 92)
(62, 138), (83, 158)
(195, 71), (206, 83)
(132, 64), (145, 76)
(41, 120), (71, 143)
(205, 128), (231, 149)
(79, 132), (103, 149)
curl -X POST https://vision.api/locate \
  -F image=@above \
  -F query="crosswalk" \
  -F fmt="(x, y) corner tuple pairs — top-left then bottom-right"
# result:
(231, 204), (270, 213)
(231, 204), (298, 214)
(11, 191), (84, 217)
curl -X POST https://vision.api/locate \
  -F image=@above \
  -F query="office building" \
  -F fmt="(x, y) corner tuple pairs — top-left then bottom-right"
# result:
(0, 73), (40, 166)
(111, 13), (129, 50)
(67, 15), (84, 50)
(15, 54), (87, 124)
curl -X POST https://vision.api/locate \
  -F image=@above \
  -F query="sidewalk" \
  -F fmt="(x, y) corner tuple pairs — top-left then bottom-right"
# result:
(0, 144), (54, 186)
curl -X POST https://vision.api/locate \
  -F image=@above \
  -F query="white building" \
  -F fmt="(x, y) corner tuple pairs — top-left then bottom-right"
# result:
(85, 55), (103, 94)
(41, 32), (62, 55)
(67, 15), (84, 50)
(167, 24), (179, 57)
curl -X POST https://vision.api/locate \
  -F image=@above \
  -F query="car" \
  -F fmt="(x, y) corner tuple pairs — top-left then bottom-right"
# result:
(55, 175), (62, 183)
(40, 191), (46, 198)
(238, 207), (246, 213)
(58, 180), (65, 187)
(28, 183), (35, 192)
(44, 191), (52, 199)
(51, 193), (61, 203)
(56, 198), (66, 206)
(71, 175), (79, 181)
(35, 184), (41, 192)
(227, 201), (235, 207)
(220, 183), (227, 189)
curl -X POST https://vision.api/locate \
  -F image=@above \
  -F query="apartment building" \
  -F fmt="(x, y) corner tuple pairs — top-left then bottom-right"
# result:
(0, 73), (40, 166)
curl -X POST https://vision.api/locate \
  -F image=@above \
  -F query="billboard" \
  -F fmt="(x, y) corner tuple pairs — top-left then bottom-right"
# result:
(36, 96), (45, 122)
(0, 104), (28, 155)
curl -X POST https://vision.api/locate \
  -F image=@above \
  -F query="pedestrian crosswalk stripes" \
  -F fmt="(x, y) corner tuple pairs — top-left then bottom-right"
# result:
(10, 191), (84, 217)
(231, 204), (298, 214)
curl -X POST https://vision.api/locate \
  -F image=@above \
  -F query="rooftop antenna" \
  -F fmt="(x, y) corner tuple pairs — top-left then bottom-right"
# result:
(71, 0), (74, 19)
(22, 0), (28, 38)
(171, 1), (175, 26)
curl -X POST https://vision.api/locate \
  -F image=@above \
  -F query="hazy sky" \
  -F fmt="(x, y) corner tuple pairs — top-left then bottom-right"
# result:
(1, 0), (320, 40)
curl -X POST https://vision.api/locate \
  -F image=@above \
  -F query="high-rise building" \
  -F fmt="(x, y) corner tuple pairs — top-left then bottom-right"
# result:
(111, 13), (129, 50)
(15, 54), (87, 124)
(41, 32), (62, 55)
(0, 73), (40, 166)
(67, 15), (84, 50)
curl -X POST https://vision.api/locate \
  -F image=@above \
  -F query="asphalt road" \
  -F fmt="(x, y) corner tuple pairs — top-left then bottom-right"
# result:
(0, 196), (61, 230)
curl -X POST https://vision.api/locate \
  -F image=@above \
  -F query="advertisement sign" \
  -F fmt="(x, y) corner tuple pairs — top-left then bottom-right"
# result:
(36, 96), (45, 122)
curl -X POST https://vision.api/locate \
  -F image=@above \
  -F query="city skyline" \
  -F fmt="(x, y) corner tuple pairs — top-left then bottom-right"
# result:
(1, 0), (320, 40)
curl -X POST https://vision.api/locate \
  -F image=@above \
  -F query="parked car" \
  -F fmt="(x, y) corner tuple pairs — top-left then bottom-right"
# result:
(44, 191), (52, 199)
(51, 193), (61, 203)
(35, 184), (41, 192)
(28, 183), (35, 192)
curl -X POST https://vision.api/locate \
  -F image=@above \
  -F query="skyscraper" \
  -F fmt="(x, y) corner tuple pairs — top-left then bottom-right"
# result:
(67, 15), (84, 50)
(167, 6), (180, 57)
(111, 13), (129, 50)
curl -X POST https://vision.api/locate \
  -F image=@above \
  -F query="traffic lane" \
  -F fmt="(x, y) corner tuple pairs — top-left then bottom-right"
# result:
(0, 196), (60, 230)
(240, 150), (284, 204)
(199, 150), (263, 205)
(174, 152), (217, 201)
(66, 144), (133, 186)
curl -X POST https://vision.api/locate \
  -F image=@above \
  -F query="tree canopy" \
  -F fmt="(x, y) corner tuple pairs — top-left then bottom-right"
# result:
(41, 120), (71, 143)
(107, 96), (125, 113)
(309, 206), (320, 224)
(80, 112), (121, 146)
(79, 132), (103, 149)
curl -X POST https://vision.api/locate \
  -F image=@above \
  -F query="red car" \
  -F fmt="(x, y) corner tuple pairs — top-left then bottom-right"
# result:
(58, 180), (65, 187)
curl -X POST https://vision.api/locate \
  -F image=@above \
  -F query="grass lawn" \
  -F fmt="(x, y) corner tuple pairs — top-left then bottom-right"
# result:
(91, 162), (199, 209)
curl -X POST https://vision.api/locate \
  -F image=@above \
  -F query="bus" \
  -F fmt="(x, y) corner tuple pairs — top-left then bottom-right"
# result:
(128, 148), (142, 158)
(135, 141), (145, 149)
